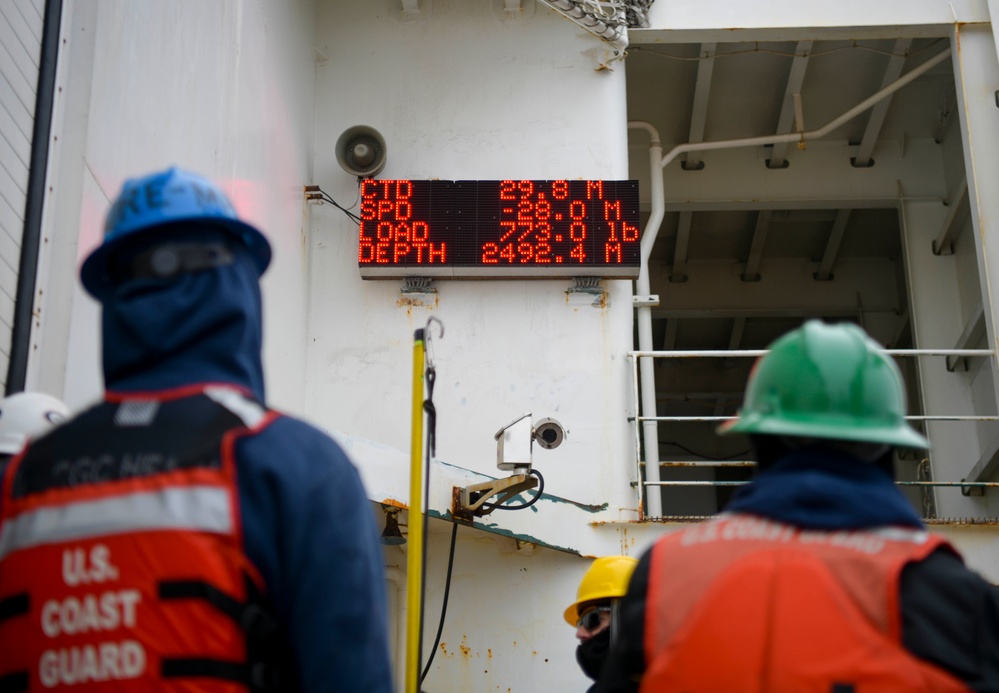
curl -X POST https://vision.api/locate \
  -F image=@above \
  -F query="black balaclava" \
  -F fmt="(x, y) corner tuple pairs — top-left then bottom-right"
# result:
(751, 434), (895, 477)
(576, 628), (611, 681)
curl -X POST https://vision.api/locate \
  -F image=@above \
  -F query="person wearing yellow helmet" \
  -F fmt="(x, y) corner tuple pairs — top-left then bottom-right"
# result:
(565, 555), (637, 688)
(595, 321), (999, 693)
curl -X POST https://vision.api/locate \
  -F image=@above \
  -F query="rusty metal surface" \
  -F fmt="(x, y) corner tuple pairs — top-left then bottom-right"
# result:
(925, 517), (999, 526)
(658, 461), (755, 467)
(644, 480), (999, 488)
(451, 486), (474, 523)
(630, 513), (999, 526)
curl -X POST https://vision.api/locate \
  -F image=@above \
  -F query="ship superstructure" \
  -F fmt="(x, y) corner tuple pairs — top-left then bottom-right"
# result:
(4, 1), (999, 690)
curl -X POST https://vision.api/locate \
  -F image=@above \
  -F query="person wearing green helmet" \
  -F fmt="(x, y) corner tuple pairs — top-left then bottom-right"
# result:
(595, 320), (999, 693)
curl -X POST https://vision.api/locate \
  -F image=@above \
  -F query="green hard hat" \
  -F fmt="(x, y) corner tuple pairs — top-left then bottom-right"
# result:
(718, 320), (929, 448)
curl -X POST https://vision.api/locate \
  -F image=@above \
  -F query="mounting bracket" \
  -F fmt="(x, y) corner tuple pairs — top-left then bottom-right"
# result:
(454, 473), (539, 518)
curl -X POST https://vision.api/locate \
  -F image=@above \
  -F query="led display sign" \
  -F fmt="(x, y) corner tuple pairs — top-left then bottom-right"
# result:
(357, 179), (640, 278)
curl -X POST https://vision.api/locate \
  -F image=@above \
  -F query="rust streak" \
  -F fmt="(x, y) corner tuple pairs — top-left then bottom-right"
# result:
(397, 296), (427, 309)
(590, 515), (999, 526)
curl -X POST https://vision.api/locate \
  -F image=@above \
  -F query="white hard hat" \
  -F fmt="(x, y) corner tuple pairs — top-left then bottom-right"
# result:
(0, 392), (70, 455)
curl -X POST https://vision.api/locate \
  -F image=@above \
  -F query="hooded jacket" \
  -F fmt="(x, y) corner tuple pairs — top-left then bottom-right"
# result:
(0, 239), (392, 693)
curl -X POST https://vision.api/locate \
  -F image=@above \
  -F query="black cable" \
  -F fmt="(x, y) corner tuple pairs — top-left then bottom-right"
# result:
(480, 468), (545, 512)
(421, 417), (540, 687)
(320, 190), (362, 225)
(423, 367), (437, 459)
(659, 440), (752, 461)
(313, 186), (362, 225)
(417, 364), (437, 687)
(416, 318), (445, 689)
(420, 521), (458, 685)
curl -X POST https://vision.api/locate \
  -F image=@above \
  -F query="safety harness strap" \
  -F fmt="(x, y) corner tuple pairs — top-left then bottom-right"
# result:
(162, 659), (286, 692)
(0, 593), (27, 622)
(162, 658), (248, 681)
(159, 580), (245, 623)
(158, 577), (290, 692)
(0, 672), (27, 693)
(0, 594), (28, 688)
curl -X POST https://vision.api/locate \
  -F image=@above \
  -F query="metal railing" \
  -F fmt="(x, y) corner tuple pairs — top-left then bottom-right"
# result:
(628, 347), (997, 523)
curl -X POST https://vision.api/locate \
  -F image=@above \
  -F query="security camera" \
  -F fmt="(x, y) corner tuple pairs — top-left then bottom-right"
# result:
(533, 417), (566, 450)
(495, 413), (533, 472)
(466, 413), (565, 517)
(494, 413), (567, 472)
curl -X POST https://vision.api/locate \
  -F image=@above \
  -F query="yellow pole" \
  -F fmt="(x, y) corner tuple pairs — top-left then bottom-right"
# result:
(405, 328), (426, 693)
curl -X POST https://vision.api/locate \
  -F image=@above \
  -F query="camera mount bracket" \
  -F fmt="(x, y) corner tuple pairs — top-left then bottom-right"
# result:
(454, 473), (539, 518)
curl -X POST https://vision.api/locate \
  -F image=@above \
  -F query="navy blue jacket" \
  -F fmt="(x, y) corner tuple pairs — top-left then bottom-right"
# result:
(3, 240), (392, 692)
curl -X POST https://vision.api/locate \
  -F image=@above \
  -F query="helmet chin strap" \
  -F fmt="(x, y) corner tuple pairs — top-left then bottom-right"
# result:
(609, 598), (622, 647)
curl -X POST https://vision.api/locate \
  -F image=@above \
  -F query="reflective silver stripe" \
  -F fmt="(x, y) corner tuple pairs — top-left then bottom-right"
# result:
(204, 386), (267, 428)
(871, 526), (930, 544)
(113, 400), (160, 427)
(0, 486), (232, 560)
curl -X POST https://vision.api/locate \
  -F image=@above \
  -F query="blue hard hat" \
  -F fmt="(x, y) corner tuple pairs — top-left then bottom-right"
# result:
(81, 167), (272, 299)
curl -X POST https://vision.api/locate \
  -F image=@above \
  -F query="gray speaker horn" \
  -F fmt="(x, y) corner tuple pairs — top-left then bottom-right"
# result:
(336, 126), (387, 178)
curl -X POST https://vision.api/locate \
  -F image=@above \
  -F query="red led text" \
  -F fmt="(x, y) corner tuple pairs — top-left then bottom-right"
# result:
(358, 179), (445, 265)
(483, 180), (637, 266)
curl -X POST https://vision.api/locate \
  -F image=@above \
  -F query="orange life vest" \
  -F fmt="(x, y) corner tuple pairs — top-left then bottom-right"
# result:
(0, 385), (289, 692)
(641, 513), (971, 693)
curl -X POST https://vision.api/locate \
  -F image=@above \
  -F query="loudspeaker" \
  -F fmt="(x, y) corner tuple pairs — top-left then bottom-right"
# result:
(335, 125), (387, 178)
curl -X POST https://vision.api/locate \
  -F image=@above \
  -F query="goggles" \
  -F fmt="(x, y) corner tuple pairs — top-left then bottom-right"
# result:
(111, 241), (235, 284)
(576, 606), (611, 631)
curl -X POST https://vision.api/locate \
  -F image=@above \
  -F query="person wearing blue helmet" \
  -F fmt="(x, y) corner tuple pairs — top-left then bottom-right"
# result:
(0, 168), (392, 692)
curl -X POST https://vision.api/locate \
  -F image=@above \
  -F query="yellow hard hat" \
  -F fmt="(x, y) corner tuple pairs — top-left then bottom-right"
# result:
(563, 555), (638, 626)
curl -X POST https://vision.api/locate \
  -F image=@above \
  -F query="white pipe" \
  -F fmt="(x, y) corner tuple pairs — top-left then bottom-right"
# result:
(659, 48), (952, 171)
(626, 47), (952, 519)
(647, 414), (999, 422)
(385, 565), (407, 692)
(627, 120), (665, 518)
(632, 347), (992, 357)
